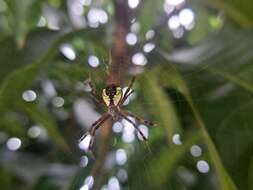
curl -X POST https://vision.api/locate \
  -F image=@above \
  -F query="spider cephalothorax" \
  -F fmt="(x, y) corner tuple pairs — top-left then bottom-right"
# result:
(80, 77), (153, 150)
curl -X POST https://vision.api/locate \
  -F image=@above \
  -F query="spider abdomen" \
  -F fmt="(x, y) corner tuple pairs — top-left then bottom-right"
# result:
(102, 85), (122, 106)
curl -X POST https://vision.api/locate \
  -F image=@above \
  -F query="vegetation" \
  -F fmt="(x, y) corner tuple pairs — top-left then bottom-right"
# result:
(0, 0), (253, 189)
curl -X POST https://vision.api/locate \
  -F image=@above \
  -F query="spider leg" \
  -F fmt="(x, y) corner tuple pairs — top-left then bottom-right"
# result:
(118, 111), (147, 141)
(85, 78), (105, 107)
(119, 76), (136, 105)
(89, 114), (111, 150)
(122, 111), (154, 126)
(119, 89), (134, 105)
(79, 113), (110, 150)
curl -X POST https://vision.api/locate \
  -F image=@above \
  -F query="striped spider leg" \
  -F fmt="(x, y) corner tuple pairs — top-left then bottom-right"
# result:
(80, 76), (154, 151)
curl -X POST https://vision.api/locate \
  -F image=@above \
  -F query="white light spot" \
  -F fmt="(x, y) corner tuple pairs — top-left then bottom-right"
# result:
(87, 8), (99, 25)
(88, 22), (99, 28)
(168, 15), (180, 30)
(143, 43), (155, 53)
(166, 0), (185, 6)
(132, 52), (147, 66)
(84, 175), (94, 189)
(122, 87), (135, 106)
(27, 125), (47, 139)
(123, 98), (130, 106)
(197, 160), (210, 173)
(130, 22), (140, 33)
(80, 156), (89, 167)
(70, 1), (84, 15)
(179, 8), (195, 27)
(115, 149), (127, 165)
(37, 16), (47, 27)
(88, 55), (100, 67)
(27, 126), (40, 139)
(128, 0), (139, 9)
(172, 133), (182, 145)
(145, 30), (155, 40)
(42, 80), (56, 98)
(78, 134), (92, 151)
(52, 96), (64, 108)
(190, 145), (202, 157)
(113, 122), (123, 133)
(87, 8), (108, 26)
(126, 32), (137, 46)
(172, 27), (184, 38)
(108, 177), (120, 190)
(117, 169), (128, 182)
(59, 44), (76, 61)
(22, 90), (37, 102)
(122, 118), (135, 143)
(137, 125), (149, 141)
(164, 2), (174, 14)
(80, 0), (92, 6)
(184, 21), (195, 30)
(99, 10), (109, 24)
(6, 137), (22, 151)
(122, 132), (135, 143)
(79, 184), (89, 190)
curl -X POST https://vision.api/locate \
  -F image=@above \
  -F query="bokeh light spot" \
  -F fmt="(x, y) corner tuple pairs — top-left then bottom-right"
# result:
(172, 133), (182, 145)
(126, 32), (137, 46)
(88, 55), (100, 67)
(128, 0), (139, 9)
(59, 44), (76, 61)
(190, 145), (202, 157)
(197, 160), (210, 173)
(115, 149), (127, 165)
(179, 8), (195, 27)
(113, 122), (123, 133)
(6, 137), (22, 151)
(108, 176), (120, 190)
(132, 52), (147, 66)
(22, 90), (37, 102)
(143, 43), (155, 53)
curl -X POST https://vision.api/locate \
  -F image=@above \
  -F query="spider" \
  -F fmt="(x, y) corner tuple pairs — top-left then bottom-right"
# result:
(80, 76), (154, 150)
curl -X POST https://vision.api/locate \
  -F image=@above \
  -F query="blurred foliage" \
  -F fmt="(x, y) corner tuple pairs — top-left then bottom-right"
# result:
(0, 0), (253, 190)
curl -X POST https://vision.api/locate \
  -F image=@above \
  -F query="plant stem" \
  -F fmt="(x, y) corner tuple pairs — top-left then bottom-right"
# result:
(91, 1), (130, 189)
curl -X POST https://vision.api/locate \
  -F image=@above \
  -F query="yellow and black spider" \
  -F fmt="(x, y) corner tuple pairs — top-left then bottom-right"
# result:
(80, 76), (153, 150)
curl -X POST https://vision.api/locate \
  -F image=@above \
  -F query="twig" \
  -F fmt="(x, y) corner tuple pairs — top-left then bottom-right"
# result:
(90, 0), (131, 189)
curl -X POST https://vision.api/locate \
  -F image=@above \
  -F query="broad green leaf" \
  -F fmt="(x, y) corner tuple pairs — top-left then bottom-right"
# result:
(216, 102), (253, 189)
(147, 130), (202, 189)
(5, 0), (42, 47)
(154, 64), (238, 190)
(193, 0), (253, 27)
(158, 29), (253, 94)
(0, 28), (107, 151)
(0, 29), (61, 82)
(137, 0), (163, 35)
(138, 72), (182, 142)
(20, 103), (70, 152)
(249, 158), (253, 190)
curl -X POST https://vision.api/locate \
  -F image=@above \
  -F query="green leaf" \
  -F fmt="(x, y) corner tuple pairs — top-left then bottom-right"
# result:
(0, 28), (107, 152)
(20, 103), (70, 152)
(154, 64), (238, 190)
(5, 0), (42, 47)
(158, 29), (253, 95)
(0, 29), (61, 82)
(147, 130), (202, 189)
(138, 72), (182, 142)
(194, 0), (253, 27)
(216, 101), (253, 189)
(137, 0), (163, 35)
